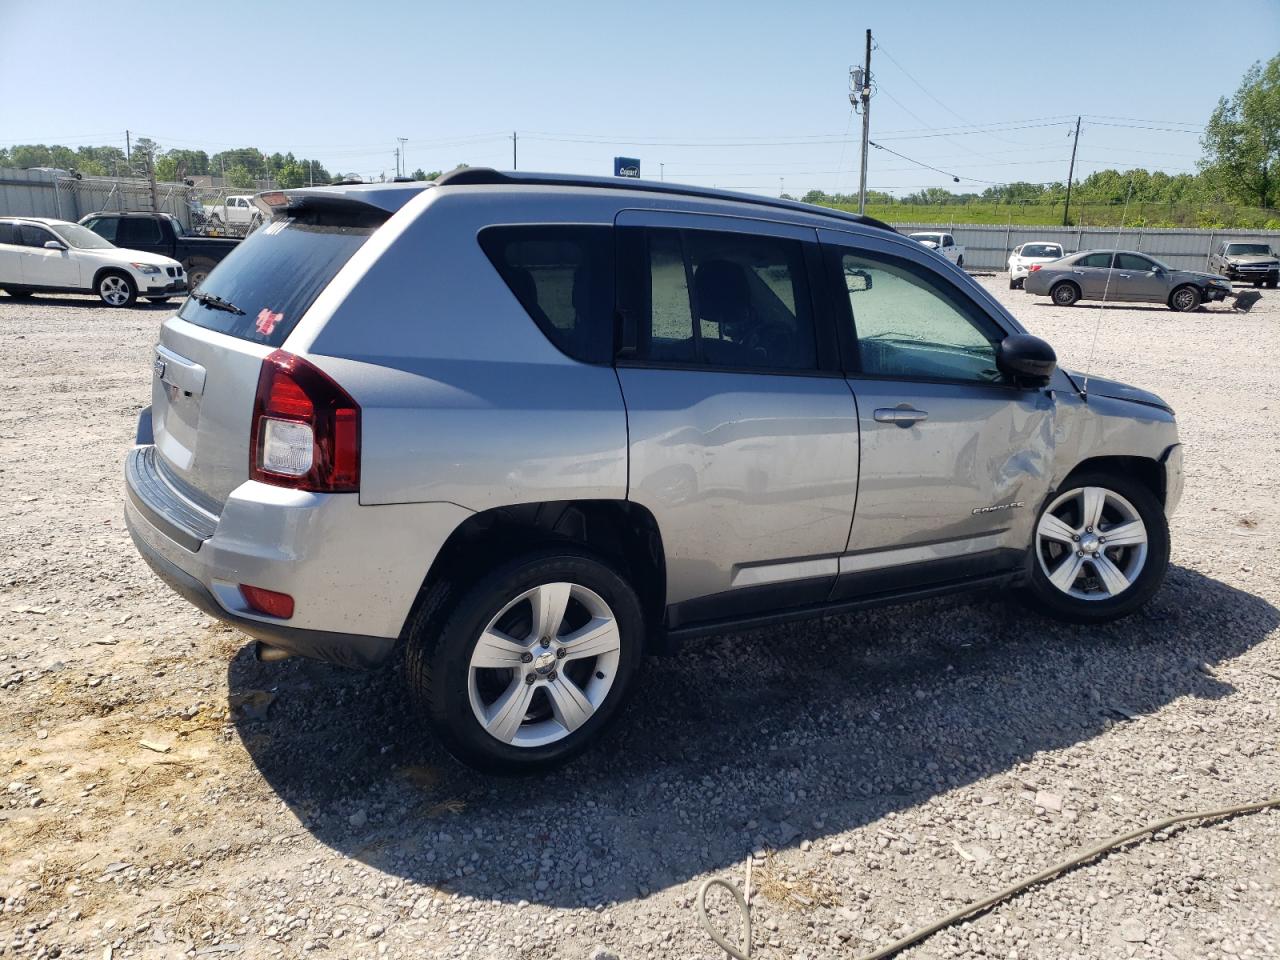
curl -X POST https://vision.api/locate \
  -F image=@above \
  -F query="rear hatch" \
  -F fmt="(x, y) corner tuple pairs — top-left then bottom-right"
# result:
(151, 198), (389, 507)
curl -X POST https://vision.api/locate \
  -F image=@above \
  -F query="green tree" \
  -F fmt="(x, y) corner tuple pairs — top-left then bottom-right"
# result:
(411, 168), (441, 181)
(1201, 55), (1280, 209)
(275, 162), (308, 188)
(225, 164), (255, 189)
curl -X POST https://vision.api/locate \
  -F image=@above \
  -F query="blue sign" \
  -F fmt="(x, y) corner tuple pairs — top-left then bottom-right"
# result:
(614, 157), (641, 178)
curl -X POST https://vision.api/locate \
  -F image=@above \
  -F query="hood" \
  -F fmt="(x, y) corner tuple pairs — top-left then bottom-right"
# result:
(1178, 269), (1230, 284)
(97, 246), (181, 269)
(1063, 371), (1172, 412)
(915, 240), (938, 249)
(1227, 253), (1279, 264)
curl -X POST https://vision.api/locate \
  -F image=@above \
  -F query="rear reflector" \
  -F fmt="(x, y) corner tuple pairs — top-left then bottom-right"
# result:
(1029, 264), (1042, 272)
(240, 585), (294, 619)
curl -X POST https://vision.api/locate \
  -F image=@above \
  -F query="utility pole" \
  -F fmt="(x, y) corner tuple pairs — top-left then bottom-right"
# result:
(851, 30), (872, 214)
(397, 137), (407, 177)
(394, 147), (400, 179)
(660, 162), (664, 181)
(125, 130), (132, 170)
(780, 177), (785, 198)
(1063, 116), (1081, 227)
(512, 131), (518, 170)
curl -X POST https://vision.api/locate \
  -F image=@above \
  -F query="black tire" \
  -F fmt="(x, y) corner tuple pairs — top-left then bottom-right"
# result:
(956, 255), (964, 268)
(2, 288), (33, 299)
(1254, 281), (1264, 288)
(404, 546), (645, 773)
(185, 257), (216, 290)
(1050, 281), (1080, 307)
(1267, 277), (1278, 289)
(1023, 471), (1169, 624)
(1009, 277), (1017, 289)
(1169, 285), (1201, 312)
(96, 271), (137, 307)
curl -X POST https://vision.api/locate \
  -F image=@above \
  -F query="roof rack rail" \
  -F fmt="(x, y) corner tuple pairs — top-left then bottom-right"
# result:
(433, 167), (895, 233)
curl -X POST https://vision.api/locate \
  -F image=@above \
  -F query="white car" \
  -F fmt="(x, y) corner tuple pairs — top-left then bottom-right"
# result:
(201, 195), (263, 231)
(0, 217), (186, 306)
(1008, 241), (1065, 289)
(908, 231), (965, 266)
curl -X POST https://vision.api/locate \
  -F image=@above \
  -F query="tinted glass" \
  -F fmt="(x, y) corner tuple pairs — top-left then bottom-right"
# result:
(17, 225), (55, 248)
(1021, 243), (1062, 258)
(176, 206), (385, 347)
(841, 250), (1002, 383)
(1115, 253), (1155, 271)
(0, 223), (15, 245)
(1227, 243), (1271, 256)
(479, 225), (613, 364)
(117, 218), (162, 246)
(1076, 252), (1115, 268)
(627, 227), (816, 371)
(85, 217), (119, 243)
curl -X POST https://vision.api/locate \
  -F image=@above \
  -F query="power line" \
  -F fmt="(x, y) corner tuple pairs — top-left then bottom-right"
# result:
(867, 140), (996, 184)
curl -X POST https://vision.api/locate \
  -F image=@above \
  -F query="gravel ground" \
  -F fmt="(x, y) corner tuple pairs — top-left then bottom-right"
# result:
(1, 279), (1277, 960)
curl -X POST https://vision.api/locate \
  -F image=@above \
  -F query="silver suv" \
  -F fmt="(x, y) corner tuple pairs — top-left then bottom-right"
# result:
(125, 170), (1183, 772)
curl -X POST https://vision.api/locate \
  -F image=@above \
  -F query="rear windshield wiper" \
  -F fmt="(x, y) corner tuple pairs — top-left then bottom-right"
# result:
(191, 291), (245, 315)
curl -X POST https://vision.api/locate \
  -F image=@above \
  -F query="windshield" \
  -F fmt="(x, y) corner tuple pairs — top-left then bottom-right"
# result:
(49, 222), (116, 250)
(176, 205), (386, 346)
(1021, 244), (1062, 258)
(1227, 243), (1272, 256)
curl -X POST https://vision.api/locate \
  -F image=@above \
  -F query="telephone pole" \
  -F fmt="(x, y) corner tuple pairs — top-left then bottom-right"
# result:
(125, 130), (132, 167)
(512, 131), (518, 170)
(394, 147), (400, 179)
(851, 30), (872, 214)
(397, 137), (408, 177)
(1063, 116), (1081, 226)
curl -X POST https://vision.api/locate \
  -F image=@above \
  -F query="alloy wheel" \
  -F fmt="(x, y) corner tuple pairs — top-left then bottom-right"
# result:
(100, 276), (131, 306)
(1036, 486), (1148, 601)
(467, 582), (621, 748)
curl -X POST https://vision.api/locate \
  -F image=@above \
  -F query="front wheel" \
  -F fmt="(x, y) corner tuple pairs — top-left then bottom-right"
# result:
(97, 272), (137, 307)
(405, 547), (645, 773)
(956, 255), (964, 268)
(1023, 472), (1169, 623)
(1267, 277), (1278, 289)
(1169, 285), (1201, 312)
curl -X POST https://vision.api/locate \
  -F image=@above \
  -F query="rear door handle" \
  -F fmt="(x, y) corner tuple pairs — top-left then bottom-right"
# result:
(874, 406), (929, 426)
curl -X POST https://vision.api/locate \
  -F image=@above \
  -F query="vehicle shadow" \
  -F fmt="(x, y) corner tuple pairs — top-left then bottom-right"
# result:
(228, 565), (1276, 908)
(1027, 302), (1243, 315)
(1, 293), (178, 309)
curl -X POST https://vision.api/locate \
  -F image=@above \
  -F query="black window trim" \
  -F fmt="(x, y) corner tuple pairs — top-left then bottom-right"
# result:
(612, 223), (841, 378)
(821, 239), (1026, 390)
(18, 223), (57, 248)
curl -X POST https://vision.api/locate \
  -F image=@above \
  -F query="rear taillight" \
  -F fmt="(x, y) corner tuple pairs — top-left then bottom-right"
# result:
(249, 350), (360, 492)
(1029, 264), (1042, 272)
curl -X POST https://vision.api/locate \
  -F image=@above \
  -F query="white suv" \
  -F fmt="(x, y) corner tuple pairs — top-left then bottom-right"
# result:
(0, 217), (187, 305)
(1008, 241), (1065, 289)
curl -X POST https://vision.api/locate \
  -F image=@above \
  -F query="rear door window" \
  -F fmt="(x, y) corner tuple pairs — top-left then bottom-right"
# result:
(478, 225), (614, 363)
(0, 223), (15, 245)
(1076, 252), (1115, 268)
(117, 217), (162, 246)
(176, 203), (386, 346)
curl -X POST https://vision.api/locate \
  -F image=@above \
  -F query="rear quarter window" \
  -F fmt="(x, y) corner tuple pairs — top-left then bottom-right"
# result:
(176, 203), (385, 347)
(478, 225), (614, 363)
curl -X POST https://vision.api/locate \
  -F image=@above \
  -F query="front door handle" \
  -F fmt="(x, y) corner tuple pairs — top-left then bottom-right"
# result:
(874, 406), (929, 426)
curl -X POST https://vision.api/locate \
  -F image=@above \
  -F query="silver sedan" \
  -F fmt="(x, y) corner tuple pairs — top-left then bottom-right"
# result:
(1024, 249), (1233, 311)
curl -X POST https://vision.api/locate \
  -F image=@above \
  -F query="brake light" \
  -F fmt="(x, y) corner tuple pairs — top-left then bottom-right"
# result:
(1029, 264), (1042, 272)
(249, 350), (360, 492)
(240, 584), (294, 619)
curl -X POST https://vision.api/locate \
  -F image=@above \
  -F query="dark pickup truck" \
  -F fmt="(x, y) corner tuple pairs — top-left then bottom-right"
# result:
(78, 212), (239, 289)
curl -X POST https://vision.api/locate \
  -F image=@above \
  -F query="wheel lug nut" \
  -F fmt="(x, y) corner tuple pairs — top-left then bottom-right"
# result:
(525, 674), (536, 685)
(521, 652), (533, 663)
(547, 670), (557, 681)
(540, 637), (551, 648)
(556, 648), (566, 659)
(1072, 535), (1080, 542)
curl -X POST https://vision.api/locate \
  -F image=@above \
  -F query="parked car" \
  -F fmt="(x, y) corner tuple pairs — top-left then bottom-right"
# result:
(1024, 249), (1233, 311)
(124, 171), (1181, 772)
(1007, 241), (1065, 289)
(1208, 241), (1279, 288)
(0, 216), (186, 306)
(200, 195), (263, 232)
(79, 212), (239, 289)
(908, 231), (964, 266)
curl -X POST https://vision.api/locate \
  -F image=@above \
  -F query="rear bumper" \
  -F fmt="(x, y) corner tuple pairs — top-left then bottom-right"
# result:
(123, 438), (472, 668)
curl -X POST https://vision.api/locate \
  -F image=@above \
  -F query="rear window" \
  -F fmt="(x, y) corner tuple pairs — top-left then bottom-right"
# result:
(176, 203), (385, 347)
(1021, 244), (1061, 258)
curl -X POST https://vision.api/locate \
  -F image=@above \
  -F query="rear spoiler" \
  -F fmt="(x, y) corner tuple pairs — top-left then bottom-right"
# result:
(253, 181), (431, 220)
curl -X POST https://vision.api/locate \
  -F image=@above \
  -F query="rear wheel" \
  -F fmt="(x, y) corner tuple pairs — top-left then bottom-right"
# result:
(1050, 281), (1080, 306)
(97, 271), (136, 307)
(1169, 285), (1201, 312)
(185, 258), (216, 291)
(956, 255), (964, 268)
(1024, 472), (1169, 623)
(405, 546), (645, 773)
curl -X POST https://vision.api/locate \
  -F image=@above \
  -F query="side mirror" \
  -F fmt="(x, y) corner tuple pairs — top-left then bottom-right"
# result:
(997, 334), (1056, 387)
(43, 239), (67, 251)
